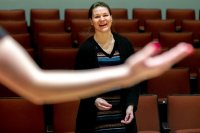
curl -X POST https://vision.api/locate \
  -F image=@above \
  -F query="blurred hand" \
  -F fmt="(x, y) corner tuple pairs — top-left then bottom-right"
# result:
(122, 42), (194, 87)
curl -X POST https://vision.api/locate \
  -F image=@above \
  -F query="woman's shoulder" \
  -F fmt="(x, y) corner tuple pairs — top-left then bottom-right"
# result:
(113, 32), (132, 47)
(79, 36), (95, 48)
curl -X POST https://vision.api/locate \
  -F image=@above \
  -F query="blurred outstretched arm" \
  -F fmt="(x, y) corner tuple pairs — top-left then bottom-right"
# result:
(0, 29), (194, 104)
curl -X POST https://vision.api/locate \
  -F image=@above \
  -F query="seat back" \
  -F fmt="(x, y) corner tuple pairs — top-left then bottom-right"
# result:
(166, 8), (195, 31)
(70, 19), (91, 44)
(136, 95), (160, 132)
(38, 32), (72, 49)
(0, 98), (45, 133)
(53, 100), (80, 133)
(30, 8), (60, 24)
(159, 32), (193, 49)
(175, 49), (200, 79)
(147, 68), (191, 103)
(32, 20), (66, 48)
(11, 33), (32, 48)
(112, 19), (139, 33)
(11, 33), (35, 59)
(77, 32), (94, 47)
(167, 95), (200, 133)
(111, 8), (128, 19)
(120, 32), (152, 51)
(41, 48), (78, 70)
(182, 20), (200, 42)
(33, 20), (65, 34)
(0, 9), (25, 21)
(144, 20), (176, 39)
(64, 9), (88, 31)
(0, 20), (28, 34)
(132, 8), (162, 31)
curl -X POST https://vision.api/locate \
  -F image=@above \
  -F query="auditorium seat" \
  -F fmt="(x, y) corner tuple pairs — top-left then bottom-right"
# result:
(11, 33), (33, 48)
(136, 95), (160, 133)
(37, 32), (72, 60)
(0, 22), (32, 57)
(166, 8), (195, 32)
(0, 9), (25, 21)
(0, 98), (45, 133)
(32, 20), (66, 48)
(77, 32), (94, 47)
(30, 8), (60, 27)
(175, 49), (200, 79)
(159, 32), (193, 49)
(120, 32), (152, 51)
(182, 20), (200, 46)
(11, 33), (35, 59)
(12, 35), (35, 60)
(0, 20), (28, 34)
(30, 8), (60, 41)
(38, 32), (72, 48)
(64, 9), (88, 31)
(33, 20), (65, 34)
(147, 68), (191, 103)
(112, 19), (139, 33)
(40, 48), (78, 70)
(53, 100), (80, 133)
(165, 95), (200, 133)
(144, 20), (176, 40)
(111, 8), (128, 19)
(132, 8), (162, 31)
(70, 19), (91, 44)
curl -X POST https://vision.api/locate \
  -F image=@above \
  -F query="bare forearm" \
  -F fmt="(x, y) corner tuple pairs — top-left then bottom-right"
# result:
(0, 35), (132, 104)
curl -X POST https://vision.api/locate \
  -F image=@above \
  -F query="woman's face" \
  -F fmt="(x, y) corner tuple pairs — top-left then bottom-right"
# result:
(90, 6), (112, 33)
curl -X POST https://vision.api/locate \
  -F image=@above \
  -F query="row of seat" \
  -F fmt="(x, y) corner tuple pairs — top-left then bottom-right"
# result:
(0, 8), (199, 32)
(137, 94), (200, 133)
(0, 8), (198, 29)
(30, 31), (197, 50)
(2, 19), (200, 48)
(0, 95), (199, 133)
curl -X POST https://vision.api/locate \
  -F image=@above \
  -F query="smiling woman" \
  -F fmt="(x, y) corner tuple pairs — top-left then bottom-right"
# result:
(75, 2), (140, 133)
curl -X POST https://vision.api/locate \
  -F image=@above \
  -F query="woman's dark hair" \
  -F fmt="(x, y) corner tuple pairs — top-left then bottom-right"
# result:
(88, 1), (112, 19)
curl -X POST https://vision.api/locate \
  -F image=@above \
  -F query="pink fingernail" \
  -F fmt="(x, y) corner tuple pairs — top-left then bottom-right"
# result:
(152, 42), (161, 53)
(185, 44), (194, 55)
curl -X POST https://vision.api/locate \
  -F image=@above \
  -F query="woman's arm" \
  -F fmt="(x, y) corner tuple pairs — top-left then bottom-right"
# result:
(0, 29), (194, 104)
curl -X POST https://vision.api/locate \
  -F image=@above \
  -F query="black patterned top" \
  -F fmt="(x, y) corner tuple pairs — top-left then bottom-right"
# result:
(94, 44), (126, 133)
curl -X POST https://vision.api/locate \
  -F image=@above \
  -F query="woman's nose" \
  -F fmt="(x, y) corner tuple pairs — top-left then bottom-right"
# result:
(99, 16), (105, 21)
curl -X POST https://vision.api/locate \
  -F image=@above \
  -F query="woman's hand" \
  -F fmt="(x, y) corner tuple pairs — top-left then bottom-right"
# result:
(95, 97), (112, 110)
(121, 105), (134, 124)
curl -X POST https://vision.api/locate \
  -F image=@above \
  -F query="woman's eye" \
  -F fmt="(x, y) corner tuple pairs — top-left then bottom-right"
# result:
(94, 16), (100, 18)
